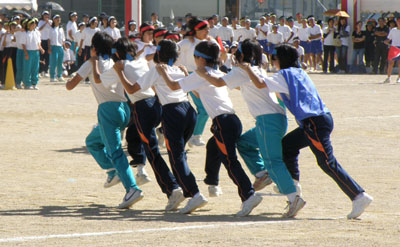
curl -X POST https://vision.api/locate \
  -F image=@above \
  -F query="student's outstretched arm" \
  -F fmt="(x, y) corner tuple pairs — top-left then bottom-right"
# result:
(156, 64), (181, 90)
(238, 63), (267, 89)
(113, 61), (141, 94)
(195, 67), (226, 87)
(66, 74), (83, 90)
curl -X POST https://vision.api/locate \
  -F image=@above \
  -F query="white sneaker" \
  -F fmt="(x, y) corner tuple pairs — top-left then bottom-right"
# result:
(179, 193), (208, 214)
(135, 165), (151, 186)
(104, 172), (121, 188)
(253, 172), (273, 191)
(24, 86), (33, 90)
(156, 127), (165, 148)
(57, 77), (65, 82)
(347, 192), (373, 219)
(188, 135), (206, 147)
(236, 193), (263, 217)
(50, 78), (57, 82)
(117, 188), (144, 209)
(44, 73), (50, 78)
(32, 85), (39, 90)
(282, 195), (306, 218)
(383, 77), (391, 83)
(397, 77), (400, 83)
(165, 188), (186, 211)
(208, 185), (223, 197)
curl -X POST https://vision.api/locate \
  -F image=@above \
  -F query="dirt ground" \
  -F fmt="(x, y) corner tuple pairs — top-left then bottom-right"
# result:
(0, 73), (399, 246)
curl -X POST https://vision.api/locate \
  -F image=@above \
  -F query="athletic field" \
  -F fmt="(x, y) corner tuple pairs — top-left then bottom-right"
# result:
(0, 73), (399, 246)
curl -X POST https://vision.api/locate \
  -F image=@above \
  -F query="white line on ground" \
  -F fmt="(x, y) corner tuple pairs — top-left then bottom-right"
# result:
(0, 221), (292, 243)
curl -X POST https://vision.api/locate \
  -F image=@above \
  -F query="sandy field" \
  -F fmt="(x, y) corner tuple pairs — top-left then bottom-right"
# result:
(0, 73), (399, 246)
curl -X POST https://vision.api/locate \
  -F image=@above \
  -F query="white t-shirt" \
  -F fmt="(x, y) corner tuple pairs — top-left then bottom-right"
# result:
(295, 21), (303, 28)
(82, 27), (100, 47)
(209, 26), (220, 38)
(63, 49), (75, 62)
(25, 31), (41, 50)
(278, 24), (292, 41)
(297, 26), (310, 41)
(240, 28), (257, 41)
(134, 40), (152, 60)
(388, 28), (400, 47)
(15, 31), (27, 49)
(75, 31), (84, 48)
(38, 20), (52, 40)
(222, 66), (284, 118)
(267, 32), (284, 44)
(66, 21), (78, 41)
(105, 27), (121, 41)
(261, 73), (289, 97)
(4, 33), (17, 48)
(233, 27), (243, 42)
(143, 45), (157, 68)
(178, 67), (234, 119)
(323, 27), (335, 46)
(100, 59), (155, 104)
(309, 25), (322, 40)
(137, 66), (188, 105)
(288, 25), (298, 43)
(77, 58), (127, 105)
(217, 26), (234, 41)
(128, 30), (138, 37)
(223, 53), (233, 70)
(339, 26), (351, 46)
(256, 23), (269, 40)
(177, 37), (218, 72)
(49, 26), (65, 46)
(296, 46), (305, 57)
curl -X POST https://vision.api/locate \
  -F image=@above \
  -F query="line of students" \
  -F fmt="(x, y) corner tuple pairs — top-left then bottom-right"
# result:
(65, 17), (372, 219)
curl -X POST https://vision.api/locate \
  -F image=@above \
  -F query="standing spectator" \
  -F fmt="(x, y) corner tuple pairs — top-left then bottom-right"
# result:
(278, 16), (293, 43)
(0, 22), (8, 85)
(151, 12), (163, 28)
(174, 18), (184, 35)
(75, 22), (85, 68)
(14, 19), (28, 89)
(62, 40), (76, 76)
(128, 20), (138, 37)
(336, 17), (350, 73)
(308, 16), (323, 71)
(78, 17), (100, 62)
(295, 13), (303, 28)
(208, 17), (219, 39)
(373, 17), (388, 74)
(218, 17), (234, 46)
(180, 13), (193, 35)
(231, 17), (242, 42)
(82, 14), (89, 25)
(364, 22), (375, 72)
(3, 21), (18, 84)
(105, 16), (121, 41)
(66, 12), (78, 52)
(240, 19), (256, 43)
(48, 14), (65, 82)
(351, 21), (366, 74)
(383, 18), (400, 83)
(38, 11), (52, 77)
(256, 16), (269, 54)
(286, 17), (298, 44)
(298, 18), (311, 68)
(323, 18), (336, 73)
(212, 14), (221, 28)
(266, 24), (283, 70)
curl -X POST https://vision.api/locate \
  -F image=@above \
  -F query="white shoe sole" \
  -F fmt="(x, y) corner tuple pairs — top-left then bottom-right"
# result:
(282, 196), (306, 218)
(347, 193), (373, 219)
(236, 194), (263, 217)
(179, 195), (208, 214)
(165, 189), (186, 211)
(117, 190), (144, 209)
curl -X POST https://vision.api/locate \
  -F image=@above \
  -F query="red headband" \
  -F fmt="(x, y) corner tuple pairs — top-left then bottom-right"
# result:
(165, 34), (180, 40)
(194, 21), (209, 31)
(154, 30), (168, 38)
(140, 25), (154, 33)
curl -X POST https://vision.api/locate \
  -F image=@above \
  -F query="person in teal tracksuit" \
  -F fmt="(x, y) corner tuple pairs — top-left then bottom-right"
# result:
(14, 19), (28, 89)
(48, 14), (65, 82)
(66, 32), (143, 209)
(23, 18), (43, 90)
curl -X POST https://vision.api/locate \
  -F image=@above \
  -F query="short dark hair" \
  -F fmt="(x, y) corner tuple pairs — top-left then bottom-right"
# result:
(91, 32), (114, 56)
(112, 37), (137, 61)
(194, 41), (219, 67)
(234, 39), (262, 66)
(153, 39), (179, 65)
(274, 44), (299, 69)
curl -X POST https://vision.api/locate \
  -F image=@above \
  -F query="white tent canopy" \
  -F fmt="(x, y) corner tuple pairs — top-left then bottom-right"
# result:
(0, 0), (37, 11)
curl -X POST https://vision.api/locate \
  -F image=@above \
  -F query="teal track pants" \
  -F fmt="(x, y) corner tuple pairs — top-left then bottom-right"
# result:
(85, 102), (139, 192)
(189, 92), (209, 136)
(50, 46), (64, 79)
(237, 113), (296, 195)
(16, 49), (25, 86)
(23, 50), (39, 87)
